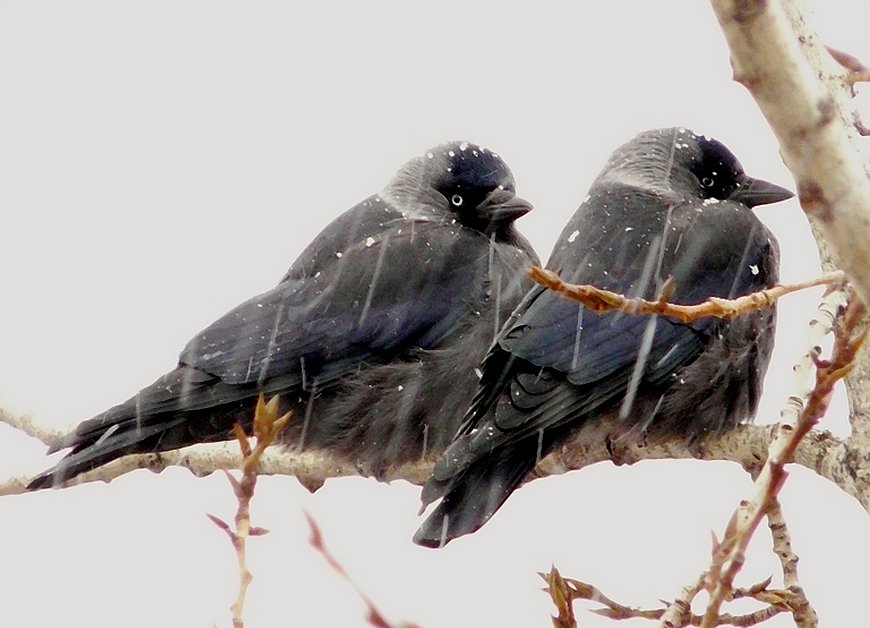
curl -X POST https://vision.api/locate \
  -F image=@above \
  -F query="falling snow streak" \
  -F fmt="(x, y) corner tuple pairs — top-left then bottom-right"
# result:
(618, 204), (673, 418)
(257, 301), (287, 387)
(488, 234), (502, 342)
(663, 128), (680, 185)
(639, 393), (666, 433)
(134, 390), (144, 436)
(297, 385), (316, 453)
(619, 313), (659, 420)
(358, 234), (390, 327)
(570, 304), (584, 371)
(628, 234), (663, 300)
(178, 338), (198, 420)
(611, 233), (662, 328)
(654, 205), (674, 291)
(727, 222), (759, 299)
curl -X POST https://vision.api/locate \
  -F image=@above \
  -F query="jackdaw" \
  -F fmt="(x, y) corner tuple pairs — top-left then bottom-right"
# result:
(29, 141), (539, 489)
(414, 128), (792, 547)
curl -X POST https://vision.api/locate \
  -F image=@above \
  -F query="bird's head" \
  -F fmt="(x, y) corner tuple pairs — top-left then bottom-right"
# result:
(599, 128), (794, 209)
(682, 130), (794, 207)
(384, 141), (533, 237)
(664, 128), (795, 208)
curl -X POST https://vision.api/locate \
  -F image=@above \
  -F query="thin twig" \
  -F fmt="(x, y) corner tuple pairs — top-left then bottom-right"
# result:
(305, 511), (417, 628)
(208, 395), (290, 628)
(0, 405), (63, 446)
(528, 267), (845, 324)
(541, 565), (789, 627)
(701, 295), (866, 626)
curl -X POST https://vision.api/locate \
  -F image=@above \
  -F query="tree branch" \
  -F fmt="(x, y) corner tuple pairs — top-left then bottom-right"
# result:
(767, 499), (817, 626)
(207, 396), (291, 628)
(4, 292), (869, 533)
(708, 0), (870, 307)
(700, 294), (864, 626)
(0, 405), (63, 446)
(527, 267), (844, 323)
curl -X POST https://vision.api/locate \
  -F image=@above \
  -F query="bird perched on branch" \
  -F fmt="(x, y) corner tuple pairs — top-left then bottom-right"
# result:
(28, 141), (538, 489)
(415, 128), (792, 547)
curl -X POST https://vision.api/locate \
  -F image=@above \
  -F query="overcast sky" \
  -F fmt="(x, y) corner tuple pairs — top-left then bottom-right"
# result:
(1, 2), (869, 626)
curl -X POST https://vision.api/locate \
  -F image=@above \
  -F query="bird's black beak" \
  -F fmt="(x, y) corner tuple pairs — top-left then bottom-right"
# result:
(730, 175), (794, 208)
(485, 193), (533, 222)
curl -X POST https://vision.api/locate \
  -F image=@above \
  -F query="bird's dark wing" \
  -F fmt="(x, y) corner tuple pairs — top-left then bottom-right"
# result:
(280, 195), (396, 282)
(179, 221), (493, 399)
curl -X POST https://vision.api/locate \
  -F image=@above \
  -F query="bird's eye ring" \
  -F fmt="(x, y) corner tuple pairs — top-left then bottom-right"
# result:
(451, 194), (464, 207)
(701, 176), (715, 188)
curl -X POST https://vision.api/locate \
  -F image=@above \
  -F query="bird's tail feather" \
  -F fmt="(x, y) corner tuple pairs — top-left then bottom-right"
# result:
(413, 439), (537, 548)
(26, 415), (193, 490)
(27, 366), (266, 490)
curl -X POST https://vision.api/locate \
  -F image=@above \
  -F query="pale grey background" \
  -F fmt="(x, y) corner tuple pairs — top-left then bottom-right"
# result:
(1, 1), (868, 626)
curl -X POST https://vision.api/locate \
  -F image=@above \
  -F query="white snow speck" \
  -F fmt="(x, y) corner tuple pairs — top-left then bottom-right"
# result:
(474, 367), (483, 379)
(625, 227), (634, 232)
(365, 236), (375, 247)
(426, 152), (434, 159)
(314, 271), (321, 278)
(702, 197), (720, 205)
(336, 251), (342, 258)
(459, 142), (468, 151)
(448, 150), (455, 157)
(568, 230), (580, 243)
(750, 264), (759, 275)
(397, 385), (404, 392)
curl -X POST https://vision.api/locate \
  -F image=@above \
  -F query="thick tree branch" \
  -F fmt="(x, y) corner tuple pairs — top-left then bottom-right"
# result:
(709, 0), (870, 306)
(767, 499), (817, 626)
(5, 410), (869, 516)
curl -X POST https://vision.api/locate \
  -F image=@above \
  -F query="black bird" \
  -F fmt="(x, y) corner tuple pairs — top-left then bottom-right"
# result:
(414, 128), (792, 547)
(29, 141), (539, 489)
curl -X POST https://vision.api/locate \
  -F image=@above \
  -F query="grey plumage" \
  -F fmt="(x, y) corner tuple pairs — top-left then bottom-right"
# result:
(414, 128), (792, 547)
(28, 141), (539, 489)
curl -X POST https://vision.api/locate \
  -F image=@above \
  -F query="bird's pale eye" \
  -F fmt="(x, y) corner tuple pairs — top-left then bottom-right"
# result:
(701, 176), (715, 188)
(451, 194), (464, 207)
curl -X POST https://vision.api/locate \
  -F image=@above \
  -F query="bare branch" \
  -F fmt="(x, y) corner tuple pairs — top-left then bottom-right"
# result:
(208, 395), (291, 628)
(709, 0), (870, 307)
(0, 405), (63, 446)
(306, 511), (418, 628)
(6, 412), (869, 516)
(528, 267), (844, 323)
(767, 499), (818, 626)
(542, 566), (790, 626)
(700, 294), (866, 626)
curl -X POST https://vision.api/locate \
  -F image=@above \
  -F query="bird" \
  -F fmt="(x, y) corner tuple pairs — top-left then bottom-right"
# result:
(28, 140), (539, 489)
(414, 127), (793, 547)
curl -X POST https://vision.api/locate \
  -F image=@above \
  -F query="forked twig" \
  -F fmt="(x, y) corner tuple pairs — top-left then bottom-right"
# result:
(208, 395), (291, 628)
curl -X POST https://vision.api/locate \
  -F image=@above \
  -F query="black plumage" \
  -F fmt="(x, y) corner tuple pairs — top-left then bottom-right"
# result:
(28, 141), (539, 489)
(414, 128), (792, 547)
